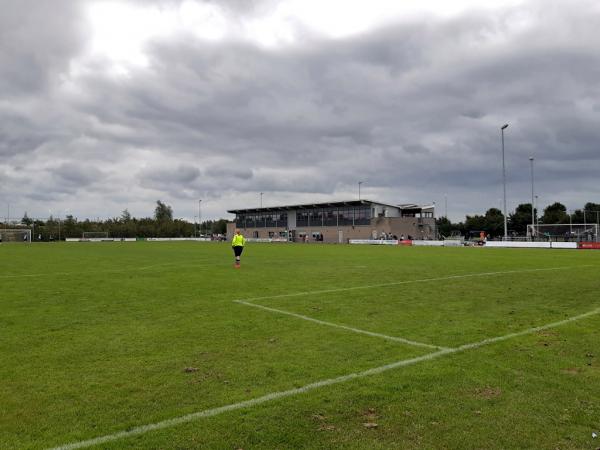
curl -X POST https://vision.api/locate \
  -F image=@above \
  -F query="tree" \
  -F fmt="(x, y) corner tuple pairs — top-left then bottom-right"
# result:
(508, 203), (535, 234)
(436, 217), (453, 237)
(464, 208), (504, 238)
(464, 214), (486, 233)
(483, 208), (504, 237)
(21, 212), (33, 226)
(121, 209), (132, 222)
(584, 202), (600, 225)
(154, 200), (173, 222)
(541, 202), (568, 224)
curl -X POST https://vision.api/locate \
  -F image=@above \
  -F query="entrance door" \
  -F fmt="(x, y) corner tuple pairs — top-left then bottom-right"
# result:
(338, 230), (343, 243)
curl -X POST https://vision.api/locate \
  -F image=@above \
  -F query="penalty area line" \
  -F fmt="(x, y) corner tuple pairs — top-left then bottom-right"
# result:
(47, 306), (600, 450)
(234, 299), (449, 351)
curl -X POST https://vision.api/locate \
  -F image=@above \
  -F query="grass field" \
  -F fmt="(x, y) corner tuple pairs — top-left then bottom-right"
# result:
(1, 242), (599, 449)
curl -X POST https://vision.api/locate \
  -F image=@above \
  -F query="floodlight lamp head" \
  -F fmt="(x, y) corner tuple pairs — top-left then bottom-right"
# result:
(529, 156), (534, 161)
(501, 123), (509, 130)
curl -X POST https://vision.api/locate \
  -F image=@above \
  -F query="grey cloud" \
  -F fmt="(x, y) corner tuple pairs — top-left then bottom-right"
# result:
(0, 1), (87, 97)
(206, 167), (254, 180)
(139, 165), (201, 186)
(1, 0), (599, 222)
(52, 163), (103, 186)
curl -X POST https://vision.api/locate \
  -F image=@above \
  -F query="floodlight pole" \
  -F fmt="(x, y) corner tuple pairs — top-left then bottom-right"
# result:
(260, 192), (263, 208)
(198, 200), (201, 236)
(535, 195), (539, 227)
(529, 156), (535, 239)
(358, 181), (363, 200)
(501, 124), (509, 240)
(444, 194), (448, 218)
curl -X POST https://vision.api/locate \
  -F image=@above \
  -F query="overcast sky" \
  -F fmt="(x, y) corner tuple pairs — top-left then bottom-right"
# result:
(1, 0), (599, 222)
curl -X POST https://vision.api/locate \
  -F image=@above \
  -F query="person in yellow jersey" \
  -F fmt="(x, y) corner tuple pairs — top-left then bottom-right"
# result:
(231, 228), (246, 268)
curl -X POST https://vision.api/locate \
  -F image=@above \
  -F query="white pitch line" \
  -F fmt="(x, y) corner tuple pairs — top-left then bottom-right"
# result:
(234, 299), (448, 350)
(241, 266), (594, 302)
(47, 306), (600, 450)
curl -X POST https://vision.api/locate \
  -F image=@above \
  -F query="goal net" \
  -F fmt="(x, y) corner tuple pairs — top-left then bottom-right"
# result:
(82, 231), (110, 241)
(527, 223), (598, 242)
(0, 228), (32, 243)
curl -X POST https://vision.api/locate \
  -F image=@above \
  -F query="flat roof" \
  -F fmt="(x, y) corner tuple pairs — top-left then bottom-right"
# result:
(228, 199), (433, 214)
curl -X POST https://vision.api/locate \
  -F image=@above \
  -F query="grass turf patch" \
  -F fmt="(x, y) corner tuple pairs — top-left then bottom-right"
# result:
(1, 242), (599, 449)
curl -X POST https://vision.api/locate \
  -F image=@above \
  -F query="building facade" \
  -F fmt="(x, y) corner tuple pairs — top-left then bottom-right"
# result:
(227, 200), (436, 243)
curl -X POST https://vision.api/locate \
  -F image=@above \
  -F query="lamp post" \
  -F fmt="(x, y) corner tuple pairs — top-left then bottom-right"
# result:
(529, 156), (535, 239)
(198, 200), (202, 237)
(501, 123), (509, 240)
(358, 181), (363, 200)
(444, 194), (448, 218)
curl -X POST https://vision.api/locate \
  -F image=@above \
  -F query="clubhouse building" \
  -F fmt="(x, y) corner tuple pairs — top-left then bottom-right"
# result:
(227, 200), (436, 243)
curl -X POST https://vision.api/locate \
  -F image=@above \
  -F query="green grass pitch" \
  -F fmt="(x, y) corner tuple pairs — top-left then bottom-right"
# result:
(1, 242), (599, 449)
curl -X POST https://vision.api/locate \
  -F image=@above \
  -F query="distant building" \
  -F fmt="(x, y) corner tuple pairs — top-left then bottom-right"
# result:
(227, 199), (436, 243)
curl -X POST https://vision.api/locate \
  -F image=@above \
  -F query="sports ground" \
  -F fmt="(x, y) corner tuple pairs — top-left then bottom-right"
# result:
(1, 242), (599, 449)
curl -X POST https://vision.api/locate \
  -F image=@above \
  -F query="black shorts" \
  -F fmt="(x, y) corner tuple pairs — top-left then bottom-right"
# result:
(233, 246), (244, 256)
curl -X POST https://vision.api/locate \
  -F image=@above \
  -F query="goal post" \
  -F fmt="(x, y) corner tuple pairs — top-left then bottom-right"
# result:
(527, 223), (598, 242)
(0, 228), (32, 243)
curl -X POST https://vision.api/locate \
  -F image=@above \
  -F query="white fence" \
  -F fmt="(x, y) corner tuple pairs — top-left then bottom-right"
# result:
(484, 241), (578, 249)
(245, 238), (288, 243)
(66, 238), (137, 242)
(412, 240), (463, 247)
(66, 237), (212, 242)
(146, 237), (212, 242)
(349, 239), (399, 245)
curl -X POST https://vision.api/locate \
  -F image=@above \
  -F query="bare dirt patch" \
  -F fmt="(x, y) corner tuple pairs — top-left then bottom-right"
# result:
(473, 386), (502, 399)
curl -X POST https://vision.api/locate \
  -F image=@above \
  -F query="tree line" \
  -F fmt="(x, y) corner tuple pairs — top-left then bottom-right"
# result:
(436, 202), (600, 238)
(14, 200), (228, 241)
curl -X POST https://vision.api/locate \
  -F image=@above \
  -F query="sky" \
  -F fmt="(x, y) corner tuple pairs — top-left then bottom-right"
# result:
(1, 0), (599, 223)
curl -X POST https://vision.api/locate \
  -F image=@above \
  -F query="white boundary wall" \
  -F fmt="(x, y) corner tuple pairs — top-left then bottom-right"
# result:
(66, 237), (213, 242)
(66, 238), (137, 242)
(146, 237), (211, 242)
(412, 240), (464, 247)
(484, 241), (577, 249)
(246, 238), (288, 243)
(349, 239), (399, 245)
(550, 242), (578, 249)
(485, 241), (550, 249)
(411, 240), (443, 247)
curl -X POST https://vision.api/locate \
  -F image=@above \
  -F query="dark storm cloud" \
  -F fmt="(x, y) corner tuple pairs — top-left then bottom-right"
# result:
(1, 0), (599, 221)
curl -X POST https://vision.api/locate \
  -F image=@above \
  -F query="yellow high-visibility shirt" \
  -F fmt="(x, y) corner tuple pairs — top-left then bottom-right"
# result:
(231, 234), (246, 247)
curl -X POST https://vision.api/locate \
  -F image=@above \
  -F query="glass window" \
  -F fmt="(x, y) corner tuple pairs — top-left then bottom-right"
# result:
(279, 213), (288, 227)
(297, 210), (308, 227)
(355, 207), (370, 225)
(324, 208), (336, 226)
